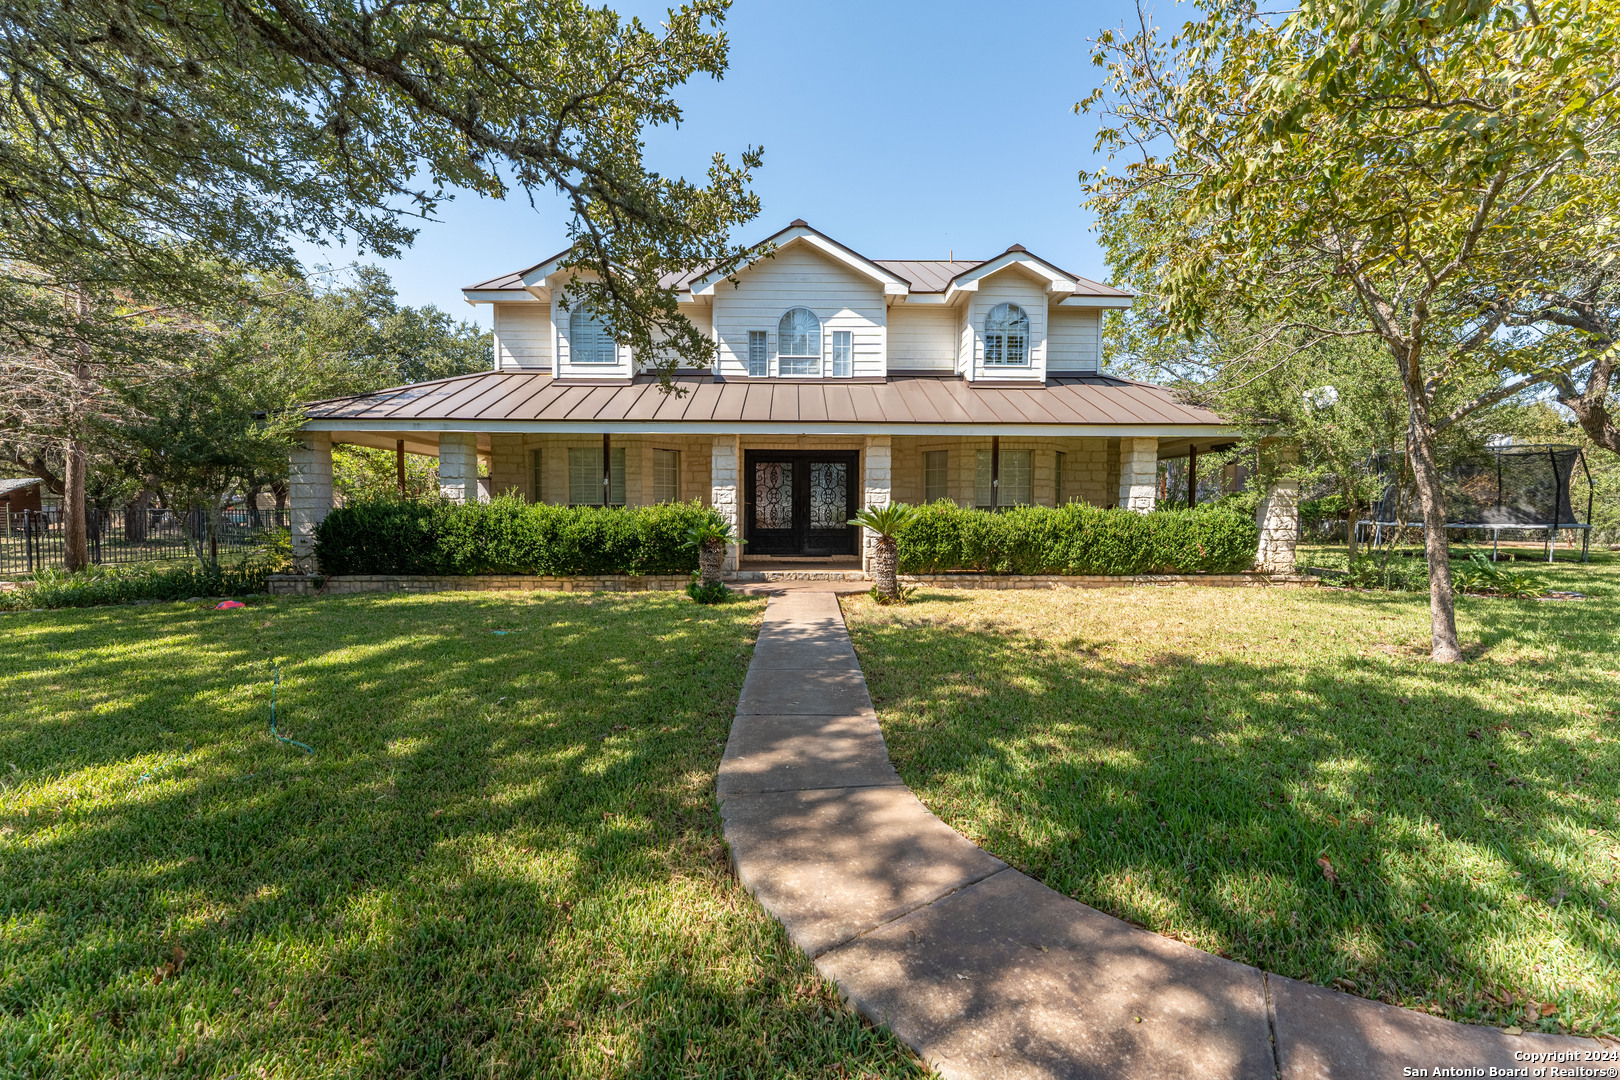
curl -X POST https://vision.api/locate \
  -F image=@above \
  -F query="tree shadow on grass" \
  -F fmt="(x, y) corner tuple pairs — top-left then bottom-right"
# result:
(846, 590), (1620, 1038)
(0, 593), (929, 1079)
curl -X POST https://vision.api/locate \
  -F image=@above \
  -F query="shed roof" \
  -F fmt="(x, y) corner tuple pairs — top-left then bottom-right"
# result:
(303, 372), (1225, 435)
(0, 477), (43, 496)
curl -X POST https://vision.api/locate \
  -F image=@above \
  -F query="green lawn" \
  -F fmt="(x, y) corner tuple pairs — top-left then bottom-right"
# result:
(0, 593), (927, 1079)
(844, 552), (1620, 1037)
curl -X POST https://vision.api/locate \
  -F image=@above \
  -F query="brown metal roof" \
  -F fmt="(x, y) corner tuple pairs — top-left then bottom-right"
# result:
(304, 372), (1226, 431)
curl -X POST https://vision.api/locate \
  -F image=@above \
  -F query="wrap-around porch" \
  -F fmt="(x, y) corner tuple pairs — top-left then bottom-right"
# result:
(289, 431), (1219, 573)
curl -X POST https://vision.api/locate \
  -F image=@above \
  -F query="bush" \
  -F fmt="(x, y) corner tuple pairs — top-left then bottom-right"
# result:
(685, 579), (732, 604)
(893, 501), (1258, 576)
(0, 554), (283, 611)
(314, 496), (725, 577)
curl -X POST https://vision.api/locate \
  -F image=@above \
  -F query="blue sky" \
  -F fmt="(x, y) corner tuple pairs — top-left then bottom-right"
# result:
(297, 0), (1150, 327)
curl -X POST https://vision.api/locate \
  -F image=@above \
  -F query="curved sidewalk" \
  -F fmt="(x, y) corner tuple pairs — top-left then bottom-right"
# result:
(718, 591), (1609, 1079)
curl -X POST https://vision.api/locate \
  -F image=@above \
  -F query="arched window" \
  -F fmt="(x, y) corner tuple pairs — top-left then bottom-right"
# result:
(777, 307), (822, 375)
(569, 305), (617, 365)
(983, 303), (1029, 366)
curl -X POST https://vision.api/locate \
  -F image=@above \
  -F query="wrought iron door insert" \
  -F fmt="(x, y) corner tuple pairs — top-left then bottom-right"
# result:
(744, 450), (859, 556)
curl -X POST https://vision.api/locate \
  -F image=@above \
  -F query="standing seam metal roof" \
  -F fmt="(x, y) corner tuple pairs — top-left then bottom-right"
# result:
(304, 372), (1223, 428)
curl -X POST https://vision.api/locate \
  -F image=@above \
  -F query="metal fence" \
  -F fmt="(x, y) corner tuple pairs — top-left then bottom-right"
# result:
(0, 507), (289, 575)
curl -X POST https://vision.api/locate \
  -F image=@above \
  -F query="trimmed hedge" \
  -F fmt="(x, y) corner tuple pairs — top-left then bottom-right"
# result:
(894, 501), (1258, 575)
(313, 497), (724, 576)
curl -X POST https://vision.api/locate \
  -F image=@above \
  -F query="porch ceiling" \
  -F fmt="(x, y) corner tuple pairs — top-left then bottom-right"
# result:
(303, 373), (1236, 440)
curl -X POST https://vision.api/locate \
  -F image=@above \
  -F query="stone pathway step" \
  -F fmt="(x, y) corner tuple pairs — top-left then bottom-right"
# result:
(719, 591), (1609, 1079)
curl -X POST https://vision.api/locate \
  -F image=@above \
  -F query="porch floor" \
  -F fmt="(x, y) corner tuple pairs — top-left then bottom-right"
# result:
(739, 556), (863, 571)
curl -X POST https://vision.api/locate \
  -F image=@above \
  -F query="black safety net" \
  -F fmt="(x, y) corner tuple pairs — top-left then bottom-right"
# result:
(1371, 444), (1588, 527)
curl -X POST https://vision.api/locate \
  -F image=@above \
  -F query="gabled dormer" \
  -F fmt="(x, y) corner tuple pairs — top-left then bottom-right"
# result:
(461, 223), (1133, 382)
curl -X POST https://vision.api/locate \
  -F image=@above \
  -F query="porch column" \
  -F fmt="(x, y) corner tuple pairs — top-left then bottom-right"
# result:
(1118, 437), (1159, 512)
(862, 435), (892, 572)
(1255, 441), (1300, 574)
(438, 432), (478, 504)
(710, 435), (741, 571)
(289, 432), (332, 573)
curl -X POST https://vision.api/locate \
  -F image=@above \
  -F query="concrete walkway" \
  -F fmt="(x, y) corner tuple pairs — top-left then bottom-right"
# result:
(718, 591), (1609, 1079)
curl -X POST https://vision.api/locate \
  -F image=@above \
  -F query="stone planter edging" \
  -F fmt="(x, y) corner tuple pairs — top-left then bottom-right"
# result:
(267, 573), (691, 597)
(268, 571), (1320, 597)
(899, 571), (1318, 589)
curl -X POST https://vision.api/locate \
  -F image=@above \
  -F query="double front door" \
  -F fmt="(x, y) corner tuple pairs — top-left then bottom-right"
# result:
(744, 450), (859, 557)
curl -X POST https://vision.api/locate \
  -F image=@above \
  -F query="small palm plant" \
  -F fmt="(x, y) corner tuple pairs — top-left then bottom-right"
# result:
(848, 502), (917, 603)
(685, 517), (739, 590)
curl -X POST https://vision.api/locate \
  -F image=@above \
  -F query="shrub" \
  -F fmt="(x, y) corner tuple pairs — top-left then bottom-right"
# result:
(0, 554), (284, 611)
(893, 501), (1258, 575)
(314, 496), (725, 577)
(685, 579), (732, 605)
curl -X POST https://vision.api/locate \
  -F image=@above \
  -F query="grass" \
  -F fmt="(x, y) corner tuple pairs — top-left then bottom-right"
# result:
(0, 592), (927, 1079)
(843, 550), (1620, 1038)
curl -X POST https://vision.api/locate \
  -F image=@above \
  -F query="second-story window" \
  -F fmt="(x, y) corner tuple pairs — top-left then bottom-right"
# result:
(831, 330), (852, 377)
(777, 307), (822, 376)
(747, 330), (768, 377)
(984, 303), (1030, 366)
(569, 305), (617, 365)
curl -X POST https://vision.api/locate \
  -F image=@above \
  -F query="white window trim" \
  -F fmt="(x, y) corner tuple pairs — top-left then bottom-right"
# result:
(777, 306), (823, 376)
(747, 330), (768, 378)
(983, 303), (1031, 367)
(831, 330), (853, 378)
(568, 304), (618, 366)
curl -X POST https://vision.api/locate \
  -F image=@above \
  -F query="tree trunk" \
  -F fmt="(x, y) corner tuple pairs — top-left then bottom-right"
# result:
(698, 537), (725, 587)
(271, 480), (289, 512)
(872, 536), (899, 601)
(1405, 414), (1462, 662)
(1557, 353), (1619, 455)
(62, 438), (89, 571)
(125, 490), (152, 542)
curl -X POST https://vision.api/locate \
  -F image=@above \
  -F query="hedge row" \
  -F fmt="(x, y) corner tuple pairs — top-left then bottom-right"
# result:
(313, 497), (723, 576)
(894, 501), (1258, 575)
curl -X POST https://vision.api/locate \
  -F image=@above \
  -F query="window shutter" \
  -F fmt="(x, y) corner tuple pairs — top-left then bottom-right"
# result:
(767, 331), (776, 377)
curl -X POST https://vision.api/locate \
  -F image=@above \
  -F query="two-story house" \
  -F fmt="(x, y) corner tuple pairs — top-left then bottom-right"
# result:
(293, 221), (1236, 571)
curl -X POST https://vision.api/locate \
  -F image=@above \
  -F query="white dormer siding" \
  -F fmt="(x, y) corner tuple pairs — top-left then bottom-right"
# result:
(492, 302), (551, 370)
(711, 245), (885, 379)
(1047, 308), (1102, 373)
(887, 304), (956, 371)
(963, 270), (1048, 381)
(552, 291), (633, 380)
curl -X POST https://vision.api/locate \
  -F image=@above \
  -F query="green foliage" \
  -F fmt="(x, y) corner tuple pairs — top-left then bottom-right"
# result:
(314, 496), (725, 577)
(1, 554), (283, 611)
(866, 584), (916, 606)
(1299, 494), (1348, 524)
(847, 502), (919, 539)
(893, 502), (1257, 576)
(1339, 554), (1426, 592)
(684, 517), (740, 550)
(685, 579), (733, 605)
(1452, 553), (1550, 599)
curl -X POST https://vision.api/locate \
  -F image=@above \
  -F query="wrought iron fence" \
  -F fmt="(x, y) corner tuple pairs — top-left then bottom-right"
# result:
(0, 507), (289, 576)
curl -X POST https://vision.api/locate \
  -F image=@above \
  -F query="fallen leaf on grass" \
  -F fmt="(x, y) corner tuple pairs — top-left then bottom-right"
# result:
(1317, 856), (1338, 884)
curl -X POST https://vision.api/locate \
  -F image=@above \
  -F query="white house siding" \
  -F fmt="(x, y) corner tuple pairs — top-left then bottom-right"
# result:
(966, 270), (1049, 382)
(711, 244), (885, 379)
(1047, 308), (1101, 373)
(886, 304), (956, 370)
(492, 302), (551, 370)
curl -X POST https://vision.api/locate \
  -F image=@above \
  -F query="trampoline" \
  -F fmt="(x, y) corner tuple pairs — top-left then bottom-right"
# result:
(1356, 443), (1593, 562)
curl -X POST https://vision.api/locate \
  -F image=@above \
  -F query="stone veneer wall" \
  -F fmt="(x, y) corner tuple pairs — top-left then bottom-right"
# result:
(889, 436), (1116, 508)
